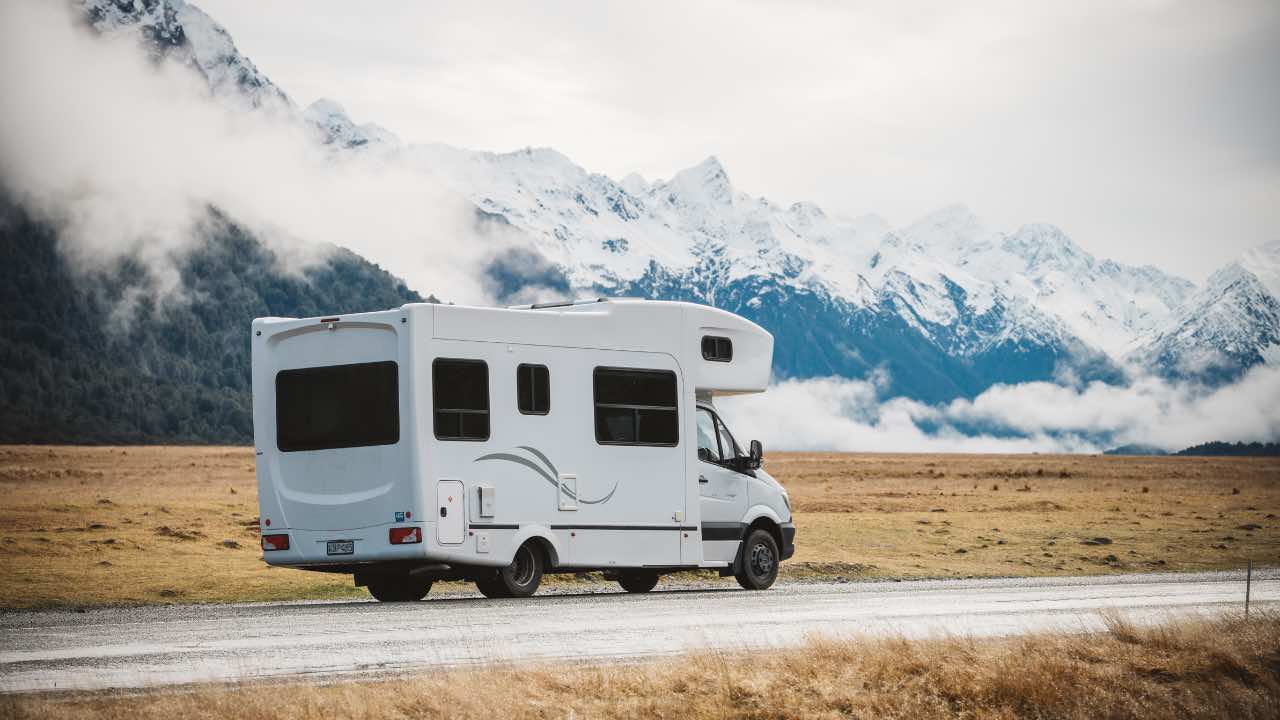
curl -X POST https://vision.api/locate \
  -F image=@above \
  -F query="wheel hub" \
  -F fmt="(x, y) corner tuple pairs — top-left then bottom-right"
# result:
(750, 542), (774, 576)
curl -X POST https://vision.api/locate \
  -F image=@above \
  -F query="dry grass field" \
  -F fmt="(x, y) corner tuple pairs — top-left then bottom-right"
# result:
(3, 612), (1277, 719)
(776, 452), (1280, 580)
(0, 446), (1276, 608)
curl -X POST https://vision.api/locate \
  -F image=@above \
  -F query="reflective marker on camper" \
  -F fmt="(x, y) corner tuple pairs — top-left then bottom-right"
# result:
(389, 527), (421, 544)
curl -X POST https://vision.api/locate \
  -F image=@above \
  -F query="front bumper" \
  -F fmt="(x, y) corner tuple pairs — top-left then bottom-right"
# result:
(780, 521), (796, 561)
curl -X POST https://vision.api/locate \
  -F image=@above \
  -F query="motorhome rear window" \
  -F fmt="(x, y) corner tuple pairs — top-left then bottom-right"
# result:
(593, 368), (678, 446)
(701, 335), (733, 362)
(434, 359), (490, 440)
(517, 364), (550, 415)
(275, 361), (399, 452)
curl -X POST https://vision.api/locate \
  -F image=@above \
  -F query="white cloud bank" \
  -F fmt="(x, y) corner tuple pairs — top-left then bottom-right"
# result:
(0, 0), (505, 304)
(717, 365), (1280, 454)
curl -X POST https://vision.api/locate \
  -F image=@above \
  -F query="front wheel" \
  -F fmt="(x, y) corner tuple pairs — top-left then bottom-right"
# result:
(477, 542), (544, 598)
(367, 579), (432, 602)
(617, 571), (659, 593)
(735, 529), (779, 590)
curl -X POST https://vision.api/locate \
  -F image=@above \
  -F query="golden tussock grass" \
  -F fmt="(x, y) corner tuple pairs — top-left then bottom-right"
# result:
(3, 612), (1278, 719)
(0, 446), (1277, 607)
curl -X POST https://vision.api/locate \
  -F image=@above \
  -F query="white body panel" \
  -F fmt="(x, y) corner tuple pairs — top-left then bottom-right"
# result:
(252, 299), (791, 573)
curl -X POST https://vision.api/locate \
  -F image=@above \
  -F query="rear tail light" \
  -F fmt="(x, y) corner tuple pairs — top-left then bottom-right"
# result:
(389, 527), (422, 544)
(261, 534), (290, 551)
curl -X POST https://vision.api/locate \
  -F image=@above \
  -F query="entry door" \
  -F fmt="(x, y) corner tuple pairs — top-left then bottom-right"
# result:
(436, 480), (464, 544)
(695, 408), (748, 564)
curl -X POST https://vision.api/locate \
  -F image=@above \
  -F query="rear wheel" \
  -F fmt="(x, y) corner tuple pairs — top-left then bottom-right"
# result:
(477, 542), (544, 598)
(475, 577), (509, 599)
(367, 579), (432, 602)
(735, 529), (779, 590)
(617, 571), (659, 593)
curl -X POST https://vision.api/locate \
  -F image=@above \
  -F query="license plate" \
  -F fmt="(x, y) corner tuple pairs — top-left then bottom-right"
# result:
(326, 540), (354, 556)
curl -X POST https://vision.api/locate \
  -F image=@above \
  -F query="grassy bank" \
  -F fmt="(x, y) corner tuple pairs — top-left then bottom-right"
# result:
(0, 446), (1276, 608)
(3, 613), (1278, 719)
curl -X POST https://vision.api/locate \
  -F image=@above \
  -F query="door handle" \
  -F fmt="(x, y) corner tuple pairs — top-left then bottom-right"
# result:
(439, 506), (448, 517)
(698, 475), (708, 484)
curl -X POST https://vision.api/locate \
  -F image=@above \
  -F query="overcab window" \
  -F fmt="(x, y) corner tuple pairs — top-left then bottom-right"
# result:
(276, 361), (399, 452)
(593, 368), (678, 446)
(701, 335), (733, 362)
(433, 359), (490, 440)
(517, 364), (550, 415)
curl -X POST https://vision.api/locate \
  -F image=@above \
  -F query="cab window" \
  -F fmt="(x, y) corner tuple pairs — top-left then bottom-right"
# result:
(696, 407), (721, 463)
(715, 415), (743, 460)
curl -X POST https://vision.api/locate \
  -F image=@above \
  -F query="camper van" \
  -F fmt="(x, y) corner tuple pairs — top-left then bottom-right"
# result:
(251, 298), (794, 601)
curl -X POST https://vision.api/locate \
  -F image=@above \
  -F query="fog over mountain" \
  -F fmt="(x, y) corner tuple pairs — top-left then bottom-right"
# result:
(0, 0), (1276, 450)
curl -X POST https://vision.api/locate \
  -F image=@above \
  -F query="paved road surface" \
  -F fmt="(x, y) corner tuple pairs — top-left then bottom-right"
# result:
(0, 570), (1272, 693)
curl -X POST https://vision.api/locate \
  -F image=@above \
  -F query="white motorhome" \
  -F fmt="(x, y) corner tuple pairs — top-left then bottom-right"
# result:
(252, 298), (794, 600)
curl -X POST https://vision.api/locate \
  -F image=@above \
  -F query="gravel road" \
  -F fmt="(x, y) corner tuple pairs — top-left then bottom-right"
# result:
(0, 569), (1272, 693)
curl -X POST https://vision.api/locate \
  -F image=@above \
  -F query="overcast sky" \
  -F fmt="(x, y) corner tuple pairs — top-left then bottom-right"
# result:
(199, 0), (1279, 281)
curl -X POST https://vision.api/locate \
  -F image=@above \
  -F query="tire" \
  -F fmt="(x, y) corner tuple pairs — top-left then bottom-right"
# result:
(475, 577), (509, 599)
(367, 579), (432, 602)
(735, 529), (780, 590)
(617, 571), (659, 593)
(477, 542), (544, 598)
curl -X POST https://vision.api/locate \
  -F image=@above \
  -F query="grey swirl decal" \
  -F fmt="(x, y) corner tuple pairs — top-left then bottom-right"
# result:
(474, 447), (618, 505)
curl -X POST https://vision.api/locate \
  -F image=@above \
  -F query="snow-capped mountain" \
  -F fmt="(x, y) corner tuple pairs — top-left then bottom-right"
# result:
(403, 144), (1191, 387)
(78, 0), (290, 113)
(77, 0), (396, 149)
(63, 0), (1280, 401)
(1131, 241), (1280, 383)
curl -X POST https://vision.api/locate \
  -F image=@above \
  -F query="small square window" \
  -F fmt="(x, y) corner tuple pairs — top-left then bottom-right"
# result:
(701, 335), (733, 362)
(517, 364), (550, 415)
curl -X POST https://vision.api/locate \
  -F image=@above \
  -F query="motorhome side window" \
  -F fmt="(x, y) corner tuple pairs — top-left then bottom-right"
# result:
(433, 359), (490, 440)
(275, 361), (399, 452)
(593, 368), (678, 446)
(701, 335), (732, 362)
(517, 364), (549, 415)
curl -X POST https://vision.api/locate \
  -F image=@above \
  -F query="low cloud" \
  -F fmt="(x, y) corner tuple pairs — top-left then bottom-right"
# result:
(717, 365), (1280, 453)
(0, 0), (503, 305)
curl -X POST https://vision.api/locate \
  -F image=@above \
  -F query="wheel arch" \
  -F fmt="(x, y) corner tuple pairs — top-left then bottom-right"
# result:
(741, 506), (784, 549)
(510, 525), (561, 568)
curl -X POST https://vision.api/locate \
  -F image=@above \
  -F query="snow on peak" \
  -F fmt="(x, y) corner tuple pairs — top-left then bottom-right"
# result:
(1003, 223), (1093, 272)
(78, 0), (291, 114)
(787, 201), (827, 226)
(908, 203), (982, 237)
(305, 98), (400, 149)
(619, 173), (649, 196)
(1238, 240), (1280, 298)
(663, 156), (734, 206)
(900, 203), (996, 257)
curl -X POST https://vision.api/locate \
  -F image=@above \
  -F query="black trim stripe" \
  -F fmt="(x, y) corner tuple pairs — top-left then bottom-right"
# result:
(471, 524), (747, 537)
(549, 524), (697, 531)
(700, 522), (746, 542)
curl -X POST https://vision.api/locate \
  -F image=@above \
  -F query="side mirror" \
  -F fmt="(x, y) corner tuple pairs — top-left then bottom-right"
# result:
(749, 439), (763, 469)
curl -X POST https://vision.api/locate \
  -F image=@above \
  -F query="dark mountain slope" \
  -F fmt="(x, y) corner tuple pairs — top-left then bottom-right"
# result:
(0, 199), (426, 443)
